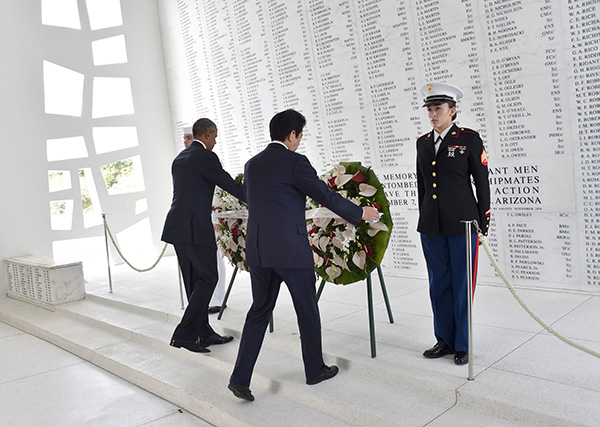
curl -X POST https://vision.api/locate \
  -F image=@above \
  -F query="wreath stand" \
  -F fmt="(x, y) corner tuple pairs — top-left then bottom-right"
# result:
(217, 265), (393, 357)
(217, 267), (274, 333)
(316, 265), (394, 358)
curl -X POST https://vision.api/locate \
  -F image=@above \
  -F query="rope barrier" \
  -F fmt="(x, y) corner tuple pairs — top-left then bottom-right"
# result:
(478, 231), (600, 359)
(100, 213), (599, 359)
(102, 216), (169, 273)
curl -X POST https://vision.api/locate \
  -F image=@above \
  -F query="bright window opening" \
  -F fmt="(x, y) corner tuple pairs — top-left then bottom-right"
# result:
(50, 199), (74, 230)
(100, 155), (145, 195)
(41, 0), (81, 29)
(43, 61), (84, 116)
(47, 136), (89, 161)
(92, 35), (128, 65)
(48, 170), (72, 193)
(86, 0), (123, 30)
(79, 168), (103, 228)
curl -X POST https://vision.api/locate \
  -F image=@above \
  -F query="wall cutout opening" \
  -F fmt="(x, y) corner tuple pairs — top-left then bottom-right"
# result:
(79, 168), (103, 228)
(92, 35), (128, 65)
(46, 136), (89, 161)
(86, 0), (123, 30)
(48, 170), (72, 193)
(50, 199), (74, 230)
(100, 155), (145, 195)
(41, 0), (81, 29)
(43, 61), (84, 116)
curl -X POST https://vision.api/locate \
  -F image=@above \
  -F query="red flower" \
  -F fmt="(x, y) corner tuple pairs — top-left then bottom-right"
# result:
(231, 226), (239, 236)
(325, 257), (332, 266)
(328, 176), (337, 188)
(352, 172), (366, 182)
(308, 225), (317, 235)
(363, 243), (373, 258)
(371, 202), (381, 211)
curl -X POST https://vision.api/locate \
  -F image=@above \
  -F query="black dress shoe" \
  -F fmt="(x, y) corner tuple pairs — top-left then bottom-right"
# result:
(170, 337), (210, 353)
(306, 365), (339, 385)
(200, 333), (234, 346)
(423, 340), (455, 358)
(228, 382), (254, 401)
(208, 305), (226, 314)
(454, 351), (469, 365)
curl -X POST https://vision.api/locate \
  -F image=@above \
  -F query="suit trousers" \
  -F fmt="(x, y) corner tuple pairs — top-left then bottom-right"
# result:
(421, 233), (479, 352)
(172, 242), (218, 340)
(230, 266), (325, 387)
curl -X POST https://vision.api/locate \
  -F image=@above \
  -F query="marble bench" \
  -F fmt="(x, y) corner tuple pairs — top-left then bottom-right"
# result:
(4, 255), (84, 309)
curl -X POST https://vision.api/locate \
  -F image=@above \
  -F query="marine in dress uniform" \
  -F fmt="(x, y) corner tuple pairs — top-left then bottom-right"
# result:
(416, 83), (491, 365)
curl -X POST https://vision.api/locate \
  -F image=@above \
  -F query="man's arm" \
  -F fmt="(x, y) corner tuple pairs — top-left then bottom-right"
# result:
(293, 155), (377, 225)
(203, 151), (246, 202)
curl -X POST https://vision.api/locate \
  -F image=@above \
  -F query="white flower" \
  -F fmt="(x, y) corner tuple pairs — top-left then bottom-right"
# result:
(332, 236), (344, 250)
(228, 239), (238, 252)
(313, 217), (332, 228)
(352, 250), (367, 270)
(332, 252), (346, 268)
(313, 252), (324, 267)
(359, 183), (377, 197)
(319, 236), (330, 252)
(367, 221), (389, 237)
(326, 265), (342, 280)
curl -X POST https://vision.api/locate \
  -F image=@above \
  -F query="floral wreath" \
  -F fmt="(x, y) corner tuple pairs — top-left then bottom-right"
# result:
(214, 164), (393, 283)
(306, 162), (393, 285)
(214, 174), (249, 272)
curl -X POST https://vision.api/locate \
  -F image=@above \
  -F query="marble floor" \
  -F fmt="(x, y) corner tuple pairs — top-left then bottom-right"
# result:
(1, 254), (600, 426)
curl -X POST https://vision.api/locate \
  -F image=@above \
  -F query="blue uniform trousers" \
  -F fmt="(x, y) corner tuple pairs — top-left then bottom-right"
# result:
(421, 234), (479, 352)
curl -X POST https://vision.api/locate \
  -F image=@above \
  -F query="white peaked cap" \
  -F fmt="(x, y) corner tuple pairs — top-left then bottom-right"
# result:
(421, 82), (464, 107)
(183, 126), (192, 135)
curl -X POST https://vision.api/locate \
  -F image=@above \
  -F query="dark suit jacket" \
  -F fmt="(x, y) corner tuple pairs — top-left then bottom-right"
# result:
(416, 124), (490, 236)
(244, 143), (363, 269)
(162, 141), (244, 247)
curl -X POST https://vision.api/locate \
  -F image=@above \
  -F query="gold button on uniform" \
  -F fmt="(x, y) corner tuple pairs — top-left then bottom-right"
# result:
(432, 161), (436, 166)
(432, 172), (436, 177)
(433, 183), (437, 188)
(432, 195), (437, 199)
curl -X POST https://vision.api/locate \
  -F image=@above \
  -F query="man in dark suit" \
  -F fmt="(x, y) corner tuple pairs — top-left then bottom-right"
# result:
(228, 109), (380, 401)
(416, 83), (491, 365)
(162, 118), (245, 353)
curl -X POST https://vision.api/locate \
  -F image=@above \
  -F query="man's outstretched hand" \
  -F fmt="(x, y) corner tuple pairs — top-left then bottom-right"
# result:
(362, 206), (380, 222)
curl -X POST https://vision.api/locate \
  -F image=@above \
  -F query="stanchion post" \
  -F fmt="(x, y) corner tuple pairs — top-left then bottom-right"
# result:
(102, 213), (113, 293)
(464, 220), (474, 381)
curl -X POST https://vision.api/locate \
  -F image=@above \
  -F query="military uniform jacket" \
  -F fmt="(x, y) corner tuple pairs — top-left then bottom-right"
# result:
(416, 124), (490, 236)
(161, 141), (244, 246)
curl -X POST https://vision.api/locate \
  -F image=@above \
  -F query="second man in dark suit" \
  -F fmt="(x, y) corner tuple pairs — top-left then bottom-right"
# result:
(162, 118), (245, 353)
(228, 109), (380, 401)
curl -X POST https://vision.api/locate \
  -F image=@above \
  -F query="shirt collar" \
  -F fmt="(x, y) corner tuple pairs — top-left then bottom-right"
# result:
(270, 140), (288, 150)
(193, 139), (207, 150)
(434, 124), (454, 141)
